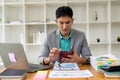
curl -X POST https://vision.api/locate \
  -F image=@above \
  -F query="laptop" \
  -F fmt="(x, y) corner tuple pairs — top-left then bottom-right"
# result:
(0, 43), (53, 72)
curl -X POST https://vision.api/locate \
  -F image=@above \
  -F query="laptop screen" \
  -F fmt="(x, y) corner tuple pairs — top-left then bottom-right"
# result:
(0, 43), (30, 71)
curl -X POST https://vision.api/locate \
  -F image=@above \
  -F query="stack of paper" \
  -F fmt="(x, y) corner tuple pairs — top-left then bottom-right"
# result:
(90, 54), (119, 71)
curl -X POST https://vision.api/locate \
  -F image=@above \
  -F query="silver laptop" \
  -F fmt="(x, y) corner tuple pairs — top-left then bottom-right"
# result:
(0, 43), (53, 72)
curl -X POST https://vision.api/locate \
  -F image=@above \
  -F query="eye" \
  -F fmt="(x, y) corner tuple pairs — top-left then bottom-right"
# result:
(66, 21), (71, 24)
(60, 22), (64, 25)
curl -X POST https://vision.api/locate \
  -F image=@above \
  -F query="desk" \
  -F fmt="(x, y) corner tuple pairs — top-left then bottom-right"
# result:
(23, 65), (120, 80)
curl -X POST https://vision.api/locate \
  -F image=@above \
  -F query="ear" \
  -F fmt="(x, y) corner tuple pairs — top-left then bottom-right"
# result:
(55, 19), (58, 25)
(55, 19), (57, 23)
(72, 18), (74, 23)
(70, 18), (74, 25)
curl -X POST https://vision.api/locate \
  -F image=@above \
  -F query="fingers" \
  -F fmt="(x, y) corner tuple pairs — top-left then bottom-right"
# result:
(49, 48), (79, 63)
(58, 49), (61, 54)
(61, 49), (78, 63)
(62, 58), (74, 63)
(67, 55), (73, 58)
(49, 48), (61, 62)
(50, 48), (58, 54)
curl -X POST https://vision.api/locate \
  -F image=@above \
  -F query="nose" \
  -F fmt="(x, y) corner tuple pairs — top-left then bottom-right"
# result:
(63, 23), (67, 28)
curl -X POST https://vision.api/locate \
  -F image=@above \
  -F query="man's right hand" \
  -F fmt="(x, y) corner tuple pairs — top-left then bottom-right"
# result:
(43, 48), (61, 65)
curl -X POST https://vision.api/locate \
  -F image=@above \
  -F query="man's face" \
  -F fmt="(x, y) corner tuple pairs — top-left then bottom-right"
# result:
(55, 16), (74, 37)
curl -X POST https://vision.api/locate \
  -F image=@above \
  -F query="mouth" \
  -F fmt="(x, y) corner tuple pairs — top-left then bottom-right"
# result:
(61, 30), (70, 36)
(62, 29), (69, 32)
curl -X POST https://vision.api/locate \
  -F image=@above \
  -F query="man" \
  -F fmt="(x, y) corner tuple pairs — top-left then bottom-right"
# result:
(38, 6), (91, 65)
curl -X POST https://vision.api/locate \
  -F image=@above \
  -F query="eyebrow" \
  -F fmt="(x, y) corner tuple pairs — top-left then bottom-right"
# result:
(59, 21), (71, 23)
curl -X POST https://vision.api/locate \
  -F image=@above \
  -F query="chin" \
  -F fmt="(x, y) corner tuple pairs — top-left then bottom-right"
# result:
(63, 31), (67, 33)
(61, 31), (70, 35)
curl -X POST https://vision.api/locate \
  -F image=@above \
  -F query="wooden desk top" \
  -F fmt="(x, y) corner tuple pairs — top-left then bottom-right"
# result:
(23, 65), (120, 80)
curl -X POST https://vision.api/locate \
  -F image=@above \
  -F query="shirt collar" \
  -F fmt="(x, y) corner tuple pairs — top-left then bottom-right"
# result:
(60, 31), (72, 40)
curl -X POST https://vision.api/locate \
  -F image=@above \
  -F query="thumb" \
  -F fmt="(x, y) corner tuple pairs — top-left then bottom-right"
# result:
(73, 49), (77, 55)
(58, 49), (61, 54)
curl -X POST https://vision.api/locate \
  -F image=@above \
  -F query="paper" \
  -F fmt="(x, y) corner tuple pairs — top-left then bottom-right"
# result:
(53, 61), (80, 71)
(8, 53), (16, 62)
(90, 54), (119, 71)
(49, 70), (93, 78)
(33, 71), (48, 80)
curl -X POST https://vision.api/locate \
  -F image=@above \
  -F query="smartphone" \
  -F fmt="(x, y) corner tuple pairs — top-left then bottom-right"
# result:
(59, 47), (74, 62)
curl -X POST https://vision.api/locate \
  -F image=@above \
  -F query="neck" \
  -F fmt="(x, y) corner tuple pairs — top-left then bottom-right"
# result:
(63, 35), (69, 38)
(62, 33), (70, 39)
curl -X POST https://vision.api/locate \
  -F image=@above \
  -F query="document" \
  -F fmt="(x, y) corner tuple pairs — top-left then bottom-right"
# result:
(49, 70), (93, 78)
(50, 61), (93, 78)
(53, 61), (80, 71)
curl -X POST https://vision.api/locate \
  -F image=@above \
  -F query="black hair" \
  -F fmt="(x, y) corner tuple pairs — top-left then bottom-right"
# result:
(56, 6), (73, 18)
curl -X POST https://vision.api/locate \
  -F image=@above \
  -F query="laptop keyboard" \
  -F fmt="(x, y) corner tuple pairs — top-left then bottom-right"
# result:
(28, 63), (53, 72)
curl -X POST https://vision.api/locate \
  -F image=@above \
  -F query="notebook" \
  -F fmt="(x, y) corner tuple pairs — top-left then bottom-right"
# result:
(0, 43), (53, 72)
(0, 69), (26, 79)
(102, 70), (120, 78)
